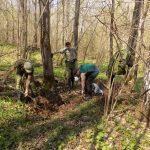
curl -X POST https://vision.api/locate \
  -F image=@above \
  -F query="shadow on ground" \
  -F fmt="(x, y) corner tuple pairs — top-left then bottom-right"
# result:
(0, 96), (104, 150)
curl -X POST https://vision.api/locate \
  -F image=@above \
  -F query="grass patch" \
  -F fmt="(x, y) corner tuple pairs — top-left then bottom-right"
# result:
(0, 64), (11, 71)
(0, 98), (27, 123)
(34, 66), (65, 78)
(0, 43), (16, 49)
(54, 67), (65, 78)
(30, 52), (42, 64)
(34, 66), (43, 75)
(98, 72), (108, 80)
(0, 98), (35, 149)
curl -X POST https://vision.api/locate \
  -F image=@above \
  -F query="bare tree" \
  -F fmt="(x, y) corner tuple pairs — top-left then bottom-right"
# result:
(55, 0), (59, 51)
(10, 0), (15, 43)
(73, 0), (80, 50)
(142, 2), (150, 127)
(62, 0), (65, 46)
(39, 0), (54, 87)
(17, 0), (20, 59)
(65, 0), (70, 40)
(3, 1), (9, 42)
(33, 0), (38, 47)
(134, 1), (149, 84)
(19, 0), (28, 58)
(144, 48), (150, 127)
(109, 0), (115, 61)
(126, 0), (143, 68)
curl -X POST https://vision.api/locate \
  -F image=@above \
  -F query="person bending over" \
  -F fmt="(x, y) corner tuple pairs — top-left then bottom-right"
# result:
(75, 64), (100, 96)
(3, 59), (34, 99)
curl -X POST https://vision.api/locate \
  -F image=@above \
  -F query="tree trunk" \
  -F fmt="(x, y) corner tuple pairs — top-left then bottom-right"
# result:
(5, 2), (9, 42)
(6, 18), (9, 42)
(126, 0), (143, 67)
(20, 0), (28, 59)
(39, 0), (54, 88)
(17, 0), (20, 59)
(144, 49), (150, 127)
(109, 0), (115, 61)
(10, 0), (15, 43)
(34, 0), (38, 48)
(55, 0), (59, 50)
(73, 0), (80, 50)
(66, 0), (70, 40)
(49, 1), (52, 44)
(133, 2), (149, 84)
(62, 0), (65, 46)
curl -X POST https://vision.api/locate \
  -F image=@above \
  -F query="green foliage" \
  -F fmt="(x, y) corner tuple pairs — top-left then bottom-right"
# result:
(0, 45), (150, 150)
(133, 77), (144, 93)
(30, 52), (41, 64)
(97, 73), (107, 80)
(0, 64), (11, 71)
(0, 43), (16, 49)
(99, 63), (108, 73)
(0, 98), (33, 149)
(0, 43), (17, 65)
(34, 66), (43, 75)
(54, 67), (65, 78)
(0, 97), (103, 149)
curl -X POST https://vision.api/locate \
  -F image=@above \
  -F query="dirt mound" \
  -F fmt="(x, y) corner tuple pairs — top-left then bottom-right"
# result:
(25, 92), (64, 118)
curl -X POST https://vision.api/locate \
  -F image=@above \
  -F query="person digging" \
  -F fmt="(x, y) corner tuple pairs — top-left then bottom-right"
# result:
(74, 64), (103, 97)
(3, 59), (36, 99)
(53, 42), (77, 90)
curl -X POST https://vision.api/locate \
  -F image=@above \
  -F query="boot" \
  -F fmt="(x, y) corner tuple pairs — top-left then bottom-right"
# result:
(67, 78), (72, 91)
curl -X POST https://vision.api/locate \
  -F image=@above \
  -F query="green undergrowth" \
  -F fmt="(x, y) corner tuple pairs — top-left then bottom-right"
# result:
(97, 112), (150, 150)
(0, 96), (149, 150)
(134, 77), (144, 93)
(0, 43), (17, 65)
(0, 43), (16, 49)
(0, 97), (104, 149)
(34, 65), (65, 78)
(0, 44), (149, 150)
(0, 98), (35, 149)
(0, 64), (11, 71)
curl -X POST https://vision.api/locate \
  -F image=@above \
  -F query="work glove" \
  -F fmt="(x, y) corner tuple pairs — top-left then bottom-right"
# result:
(24, 91), (28, 97)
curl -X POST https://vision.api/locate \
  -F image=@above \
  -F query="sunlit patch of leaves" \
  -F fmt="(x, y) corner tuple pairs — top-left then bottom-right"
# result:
(0, 98), (36, 149)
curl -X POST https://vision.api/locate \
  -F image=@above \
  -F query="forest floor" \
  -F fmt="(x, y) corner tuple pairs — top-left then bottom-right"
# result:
(0, 44), (150, 150)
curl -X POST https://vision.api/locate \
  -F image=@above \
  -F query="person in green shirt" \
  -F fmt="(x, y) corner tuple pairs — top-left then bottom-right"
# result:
(3, 59), (34, 99)
(54, 42), (77, 90)
(75, 64), (99, 96)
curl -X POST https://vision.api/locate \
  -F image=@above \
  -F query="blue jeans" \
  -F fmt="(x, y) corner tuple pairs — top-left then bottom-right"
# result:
(86, 67), (99, 79)
(85, 67), (100, 95)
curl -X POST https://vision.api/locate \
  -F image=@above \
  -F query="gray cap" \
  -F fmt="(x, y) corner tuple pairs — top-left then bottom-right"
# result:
(23, 62), (33, 73)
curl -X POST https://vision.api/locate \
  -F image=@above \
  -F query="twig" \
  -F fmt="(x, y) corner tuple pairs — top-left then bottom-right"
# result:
(140, 89), (150, 97)
(83, 21), (98, 63)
